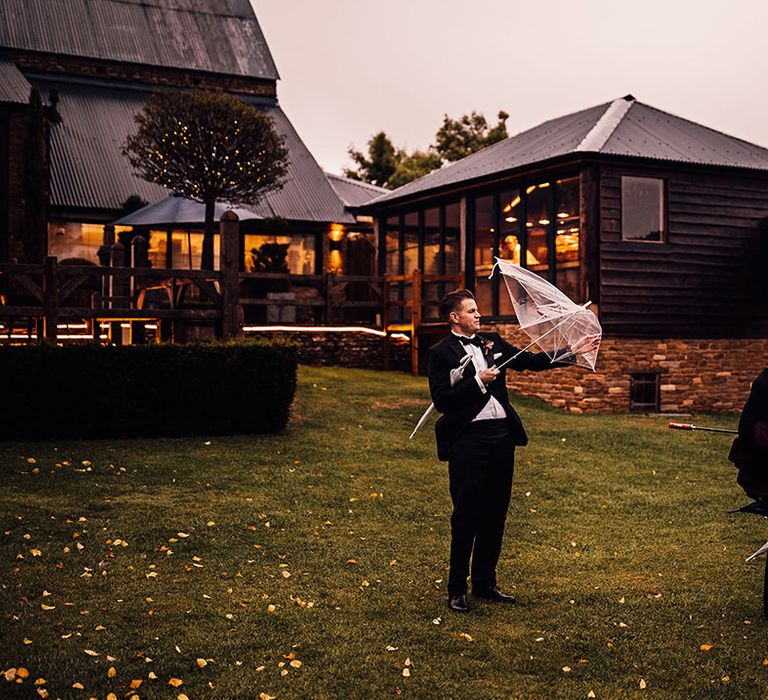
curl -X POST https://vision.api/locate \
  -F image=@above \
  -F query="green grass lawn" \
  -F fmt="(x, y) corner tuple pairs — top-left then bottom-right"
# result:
(1, 365), (765, 699)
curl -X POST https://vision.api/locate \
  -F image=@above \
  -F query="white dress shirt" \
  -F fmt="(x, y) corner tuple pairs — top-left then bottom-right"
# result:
(451, 332), (506, 421)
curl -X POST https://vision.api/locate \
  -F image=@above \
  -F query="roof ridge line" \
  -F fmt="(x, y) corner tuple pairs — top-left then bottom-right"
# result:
(575, 95), (635, 152)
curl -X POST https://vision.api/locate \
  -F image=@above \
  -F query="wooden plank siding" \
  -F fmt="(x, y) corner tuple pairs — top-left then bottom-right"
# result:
(597, 163), (768, 338)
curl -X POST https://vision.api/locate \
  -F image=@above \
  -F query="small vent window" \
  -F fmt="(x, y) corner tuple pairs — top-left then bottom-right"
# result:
(630, 372), (660, 412)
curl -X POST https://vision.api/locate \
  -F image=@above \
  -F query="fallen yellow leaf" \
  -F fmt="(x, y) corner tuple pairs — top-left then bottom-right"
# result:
(168, 678), (184, 687)
(16, 667), (29, 679)
(23, 638), (32, 645)
(30, 549), (42, 557)
(71, 683), (84, 689)
(196, 658), (207, 668)
(107, 667), (116, 678)
(640, 678), (647, 689)
(130, 679), (143, 688)
(700, 644), (713, 651)
(83, 649), (99, 656)
(290, 660), (302, 668)
(259, 694), (276, 700)
(40, 604), (55, 611)
(402, 668), (411, 678)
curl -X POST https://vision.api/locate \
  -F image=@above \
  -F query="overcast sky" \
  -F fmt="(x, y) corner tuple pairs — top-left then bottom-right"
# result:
(252, 0), (768, 175)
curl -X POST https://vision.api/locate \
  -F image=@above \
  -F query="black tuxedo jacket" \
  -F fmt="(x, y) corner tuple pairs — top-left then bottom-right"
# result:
(427, 331), (570, 461)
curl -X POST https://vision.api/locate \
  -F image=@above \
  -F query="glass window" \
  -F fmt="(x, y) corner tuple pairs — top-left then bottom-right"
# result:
(444, 202), (460, 274)
(385, 218), (399, 275)
(423, 208), (440, 275)
(171, 231), (220, 270)
(48, 223), (105, 263)
(403, 212), (419, 275)
(244, 234), (313, 275)
(473, 195), (494, 313)
(498, 190), (521, 316)
(622, 176), (664, 241)
(525, 183), (550, 279)
(147, 230), (169, 269)
(554, 177), (581, 300)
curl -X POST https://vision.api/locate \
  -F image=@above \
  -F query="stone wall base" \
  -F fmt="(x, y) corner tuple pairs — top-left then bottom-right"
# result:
(485, 323), (768, 414)
(246, 330), (411, 372)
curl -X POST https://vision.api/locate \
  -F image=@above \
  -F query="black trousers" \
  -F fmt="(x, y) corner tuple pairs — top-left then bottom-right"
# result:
(447, 419), (515, 597)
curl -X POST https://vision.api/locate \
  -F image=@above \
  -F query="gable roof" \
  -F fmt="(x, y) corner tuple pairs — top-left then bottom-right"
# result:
(365, 95), (768, 208)
(0, 56), (31, 104)
(325, 172), (388, 207)
(0, 0), (279, 80)
(37, 77), (353, 224)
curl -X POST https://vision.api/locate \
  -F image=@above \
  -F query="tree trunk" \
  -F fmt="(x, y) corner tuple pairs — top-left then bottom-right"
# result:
(201, 198), (216, 270)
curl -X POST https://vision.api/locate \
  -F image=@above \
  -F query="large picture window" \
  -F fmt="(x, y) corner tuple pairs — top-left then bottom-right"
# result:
(621, 176), (665, 242)
(469, 176), (581, 317)
(244, 234), (315, 275)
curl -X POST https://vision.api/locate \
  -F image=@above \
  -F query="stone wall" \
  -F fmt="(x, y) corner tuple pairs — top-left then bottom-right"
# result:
(486, 322), (768, 414)
(247, 331), (411, 373)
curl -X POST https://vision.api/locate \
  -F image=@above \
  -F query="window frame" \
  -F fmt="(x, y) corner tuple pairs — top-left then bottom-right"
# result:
(620, 175), (667, 243)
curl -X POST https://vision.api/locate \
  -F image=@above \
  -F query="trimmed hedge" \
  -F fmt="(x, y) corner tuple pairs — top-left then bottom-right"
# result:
(0, 339), (297, 439)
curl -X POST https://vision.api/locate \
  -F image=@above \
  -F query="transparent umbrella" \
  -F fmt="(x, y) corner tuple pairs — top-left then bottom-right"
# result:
(491, 257), (602, 371)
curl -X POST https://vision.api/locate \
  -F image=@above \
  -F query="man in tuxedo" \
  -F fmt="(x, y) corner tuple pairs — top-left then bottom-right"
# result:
(428, 288), (590, 613)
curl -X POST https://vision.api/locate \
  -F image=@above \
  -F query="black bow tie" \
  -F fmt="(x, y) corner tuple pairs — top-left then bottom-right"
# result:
(458, 335), (483, 348)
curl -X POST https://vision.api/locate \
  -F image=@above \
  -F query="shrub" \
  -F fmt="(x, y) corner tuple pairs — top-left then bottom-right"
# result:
(0, 339), (297, 439)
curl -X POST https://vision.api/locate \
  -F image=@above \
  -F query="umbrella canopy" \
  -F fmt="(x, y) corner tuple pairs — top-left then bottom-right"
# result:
(491, 258), (602, 371)
(112, 195), (261, 227)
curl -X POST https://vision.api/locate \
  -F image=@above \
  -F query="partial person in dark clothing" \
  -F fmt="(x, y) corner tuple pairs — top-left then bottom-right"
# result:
(732, 369), (768, 502)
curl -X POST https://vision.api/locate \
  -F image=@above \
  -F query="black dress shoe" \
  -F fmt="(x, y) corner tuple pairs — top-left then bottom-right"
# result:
(472, 585), (517, 603)
(447, 593), (469, 612)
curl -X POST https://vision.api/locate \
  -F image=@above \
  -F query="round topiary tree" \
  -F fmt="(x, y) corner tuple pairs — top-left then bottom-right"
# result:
(123, 90), (289, 270)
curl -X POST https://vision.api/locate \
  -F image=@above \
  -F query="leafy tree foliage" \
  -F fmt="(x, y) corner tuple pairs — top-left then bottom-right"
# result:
(345, 110), (509, 189)
(343, 132), (398, 187)
(123, 91), (288, 270)
(435, 110), (509, 163)
(388, 148), (442, 190)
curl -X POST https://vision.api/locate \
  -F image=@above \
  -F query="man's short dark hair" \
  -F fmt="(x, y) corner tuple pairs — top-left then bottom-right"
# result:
(440, 288), (475, 321)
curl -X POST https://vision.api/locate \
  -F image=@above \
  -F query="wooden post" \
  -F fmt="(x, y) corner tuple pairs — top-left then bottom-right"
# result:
(131, 235), (149, 344)
(43, 255), (58, 343)
(411, 268), (422, 376)
(220, 210), (240, 340)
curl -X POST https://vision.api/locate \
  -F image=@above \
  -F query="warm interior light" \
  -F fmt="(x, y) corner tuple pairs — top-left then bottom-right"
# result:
(502, 195), (521, 213)
(539, 182), (550, 188)
(526, 185), (536, 194)
(328, 224), (345, 243)
(557, 212), (569, 218)
(505, 216), (517, 223)
(525, 222), (533, 228)
(539, 219), (550, 225)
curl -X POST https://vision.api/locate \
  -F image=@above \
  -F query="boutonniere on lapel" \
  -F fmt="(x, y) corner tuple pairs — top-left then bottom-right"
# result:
(479, 337), (494, 356)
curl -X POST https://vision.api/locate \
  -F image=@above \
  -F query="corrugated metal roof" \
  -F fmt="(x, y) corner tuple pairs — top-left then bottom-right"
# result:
(0, 56), (31, 103)
(602, 101), (768, 169)
(36, 77), (353, 224)
(325, 172), (388, 207)
(365, 96), (768, 208)
(0, 0), (279, 80)
(365, 102), (610, 206)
